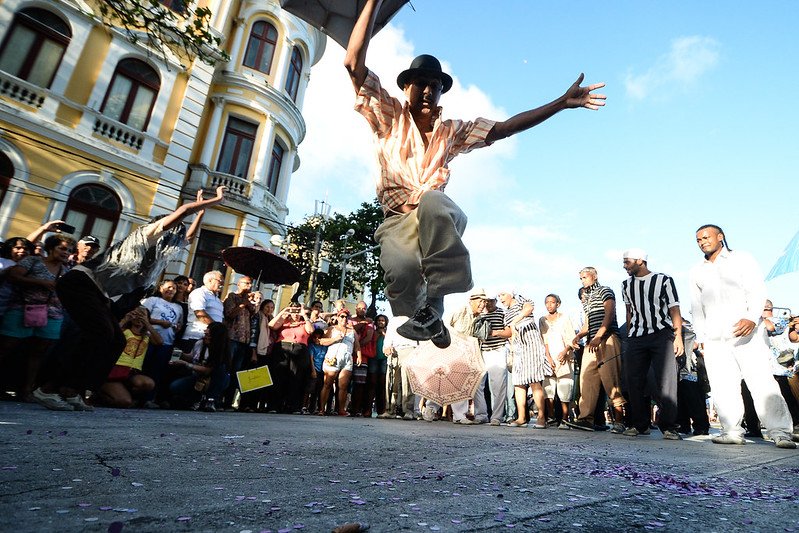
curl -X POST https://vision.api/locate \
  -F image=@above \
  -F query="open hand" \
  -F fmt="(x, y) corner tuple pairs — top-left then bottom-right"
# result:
(564, 73), (606, 110)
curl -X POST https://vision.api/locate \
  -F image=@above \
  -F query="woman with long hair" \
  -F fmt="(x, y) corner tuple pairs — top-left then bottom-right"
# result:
(168, 321), (231, 412)
(267, 301), (314, 413)
(141, 279), (184, 408)
(0, 234), (75, 403)
(318, 309), (361, 416)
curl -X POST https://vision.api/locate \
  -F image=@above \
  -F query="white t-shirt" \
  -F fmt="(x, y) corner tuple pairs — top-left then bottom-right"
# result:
(142, 296), (183, 346)
(182, 286), (224, 340)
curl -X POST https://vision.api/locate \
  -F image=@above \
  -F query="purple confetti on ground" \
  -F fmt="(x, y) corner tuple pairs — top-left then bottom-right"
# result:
(59, 431), (67, 436)
(78, 503), (91, 508)
(649, 522), (664, 527)
(26, 430), (32, 434)
(177, 517), (191, 521)
(743, 520), (753, 524)
(108, 522), (124, 533)
(2, 466), (17, 470)
(263, 440), (271, 445)
(538, 518), (551, 522)
(111, 468), (120, 477)
(451, 520), (462, 524)
(100, 507), (113, 511)
(293, 526), (304, 529)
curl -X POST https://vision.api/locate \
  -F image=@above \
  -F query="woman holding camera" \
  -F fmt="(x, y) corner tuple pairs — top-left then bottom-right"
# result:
(266, 301), (315, 413)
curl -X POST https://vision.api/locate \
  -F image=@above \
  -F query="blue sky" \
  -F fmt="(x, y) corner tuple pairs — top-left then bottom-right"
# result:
(287, 1), (799, 322)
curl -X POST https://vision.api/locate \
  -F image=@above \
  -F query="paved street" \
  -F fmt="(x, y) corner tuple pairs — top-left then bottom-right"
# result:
(2, 401), (799, 532)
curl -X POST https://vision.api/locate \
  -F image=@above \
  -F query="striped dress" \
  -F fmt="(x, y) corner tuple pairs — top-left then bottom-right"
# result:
(504, 296), (548, 385)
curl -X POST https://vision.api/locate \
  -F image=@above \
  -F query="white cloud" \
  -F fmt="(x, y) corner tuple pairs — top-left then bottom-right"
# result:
(625, 36), (720, 101)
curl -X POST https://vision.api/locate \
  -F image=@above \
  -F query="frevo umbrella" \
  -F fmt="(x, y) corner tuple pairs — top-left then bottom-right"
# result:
(279, 0), (411, 49)
(221, 246), (301, 286)
(406, 327), (486, 406)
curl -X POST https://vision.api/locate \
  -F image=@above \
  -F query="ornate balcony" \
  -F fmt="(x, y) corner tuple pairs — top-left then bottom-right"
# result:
(0, 71), (46, 109)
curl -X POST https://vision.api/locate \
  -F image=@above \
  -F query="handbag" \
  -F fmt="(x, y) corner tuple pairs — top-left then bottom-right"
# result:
(194, 374), (211, 392)
(23, 303), (48, 328)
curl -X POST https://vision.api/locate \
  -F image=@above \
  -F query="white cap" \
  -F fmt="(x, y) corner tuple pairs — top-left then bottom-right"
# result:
(623, 248), (648, 261)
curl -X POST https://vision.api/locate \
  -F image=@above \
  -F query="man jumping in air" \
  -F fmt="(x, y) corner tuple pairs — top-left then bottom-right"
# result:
(345, 0), (606, 348)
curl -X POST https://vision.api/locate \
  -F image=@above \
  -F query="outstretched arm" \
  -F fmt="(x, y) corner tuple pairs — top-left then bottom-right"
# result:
(160, 186), (226, 233)
(344, 0), (383, 92)
(486, 74), (606, 144)
(185, 189), (207, 244)
(27, 219), (66, 243)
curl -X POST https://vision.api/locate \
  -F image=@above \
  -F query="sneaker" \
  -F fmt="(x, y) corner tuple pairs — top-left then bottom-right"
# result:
(489, 419), (501, 426)
(662, 429), (683, 440)
(377, 412), (392, 419)
(142, 400), (160, 410)
(64, 395), (94, 412)
(610, 422), (626, 434)
(564, 419), (595, 431)
(558, 423), (571, 430)
(422, 405), (436, 422)
(202, 399), (217, 412)
(403, 413), (415, 421)
(301, 407), (309, 415)
(774, 435), (797, 449)
(622, 427), (651, 437)
(546, 418), (559, 427)
(31, 388), (74, 411)
(454, 419), (475, 425)
(711, 434), (746, 445)
(397, 304), (445, 342)
(792, 432), (799, 443)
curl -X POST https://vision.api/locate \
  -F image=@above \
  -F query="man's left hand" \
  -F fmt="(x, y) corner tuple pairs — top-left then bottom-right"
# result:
(732, 319), (756, 338)
(564, 73), (606, 110)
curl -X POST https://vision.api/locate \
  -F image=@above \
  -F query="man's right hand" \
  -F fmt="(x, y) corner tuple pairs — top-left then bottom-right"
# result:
(732, 318), (756, 338)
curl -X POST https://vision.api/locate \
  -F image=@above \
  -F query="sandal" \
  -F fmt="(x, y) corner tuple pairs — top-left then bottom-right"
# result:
(315, 410), (325, 416)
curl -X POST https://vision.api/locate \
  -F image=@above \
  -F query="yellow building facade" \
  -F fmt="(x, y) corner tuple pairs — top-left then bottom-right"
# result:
(0, 0), (325, 291)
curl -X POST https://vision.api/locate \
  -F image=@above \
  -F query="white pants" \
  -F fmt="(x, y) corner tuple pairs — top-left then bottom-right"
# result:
(704, 326), (792, 439)
(482, 346), (508, 423)
(451, 374), (488, 422)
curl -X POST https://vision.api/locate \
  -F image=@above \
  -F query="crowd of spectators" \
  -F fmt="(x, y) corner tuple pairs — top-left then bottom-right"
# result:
(1, 221), (798, 451)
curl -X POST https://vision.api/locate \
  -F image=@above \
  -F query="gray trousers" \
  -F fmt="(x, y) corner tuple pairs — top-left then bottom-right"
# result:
(375, 191), (472, 316)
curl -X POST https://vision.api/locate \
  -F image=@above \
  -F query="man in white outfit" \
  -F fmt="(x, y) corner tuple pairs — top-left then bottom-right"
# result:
(689, 224), (796, 448)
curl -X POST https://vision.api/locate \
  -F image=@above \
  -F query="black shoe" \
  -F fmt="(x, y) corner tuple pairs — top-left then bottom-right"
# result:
(744, 431), (762, 439)
(431, 326), (451, 349)
(397, 304), (444, 341)
(564, 419), (595, 431)
(693, 429), (709, 436)
(202, 399), (216, 412)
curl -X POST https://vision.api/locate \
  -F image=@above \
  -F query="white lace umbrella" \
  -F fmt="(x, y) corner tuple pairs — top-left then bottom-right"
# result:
(406, 328), (486, 406)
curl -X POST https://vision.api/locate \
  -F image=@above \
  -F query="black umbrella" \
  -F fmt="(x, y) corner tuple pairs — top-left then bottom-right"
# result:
(279, 0), (411, 49)
(221, 246), (301, 286)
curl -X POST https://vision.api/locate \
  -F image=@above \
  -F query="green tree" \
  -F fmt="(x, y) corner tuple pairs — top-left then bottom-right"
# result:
(287, 199), (386, 313)
(95, 0), (227, 65)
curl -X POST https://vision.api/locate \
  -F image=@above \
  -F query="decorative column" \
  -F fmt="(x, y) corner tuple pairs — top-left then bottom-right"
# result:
(198, 96), (226, 167)
(226, 17), (247, 66)
(274, 145), (296, 204)
(272, 37), (292, 91)
(253, 114), (276, 185)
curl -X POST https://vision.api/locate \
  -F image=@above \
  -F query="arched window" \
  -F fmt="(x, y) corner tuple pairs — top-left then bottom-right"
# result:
(62, 184), (121, 249)
(0, 152), (12, 207)
(242, 21), (278, 75)
(216, 117), (258, 178)
(266, 138), (285, 196)
(100, 58), (160, 131)
(0, 7), (71, 88)
(284, 47), (303, 102)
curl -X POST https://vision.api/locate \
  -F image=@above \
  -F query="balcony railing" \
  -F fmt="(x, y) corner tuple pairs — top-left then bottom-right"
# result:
(187, 164), (288, 219)
(0, 71), (46, 109)
(92, 116), (146, 150)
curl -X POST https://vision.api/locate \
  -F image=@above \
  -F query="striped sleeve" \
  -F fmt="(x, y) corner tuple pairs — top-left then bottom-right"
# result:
(354, 69), (402, 136)
(446, 117), (497, 158)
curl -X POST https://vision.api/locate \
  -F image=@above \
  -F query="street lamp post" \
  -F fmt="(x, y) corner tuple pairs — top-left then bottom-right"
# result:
(338, 240), (380, 303)
(307, 199), (331, 303)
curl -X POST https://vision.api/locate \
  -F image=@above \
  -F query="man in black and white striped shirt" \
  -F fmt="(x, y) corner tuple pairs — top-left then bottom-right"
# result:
(621, 248), (685, 440)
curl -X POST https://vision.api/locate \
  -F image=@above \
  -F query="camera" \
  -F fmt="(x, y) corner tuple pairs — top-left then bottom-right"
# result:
(54, 222), (76, 234)
(771, 307), (792, 319)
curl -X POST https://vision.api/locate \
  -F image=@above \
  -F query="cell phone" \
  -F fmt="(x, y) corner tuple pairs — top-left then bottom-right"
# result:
(171, 348), (183, 362)
(54, 222), (75, 234)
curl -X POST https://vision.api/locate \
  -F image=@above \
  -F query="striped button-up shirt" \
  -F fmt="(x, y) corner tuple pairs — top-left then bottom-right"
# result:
(622, 272), (680, 337)
(355, 70), (496, 214)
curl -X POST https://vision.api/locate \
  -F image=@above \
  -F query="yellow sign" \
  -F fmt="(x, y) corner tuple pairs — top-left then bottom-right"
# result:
(236, 365), (273, 393)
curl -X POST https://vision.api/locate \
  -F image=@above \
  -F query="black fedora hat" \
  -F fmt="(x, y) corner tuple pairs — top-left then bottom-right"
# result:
(396, 54), (453, 93)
